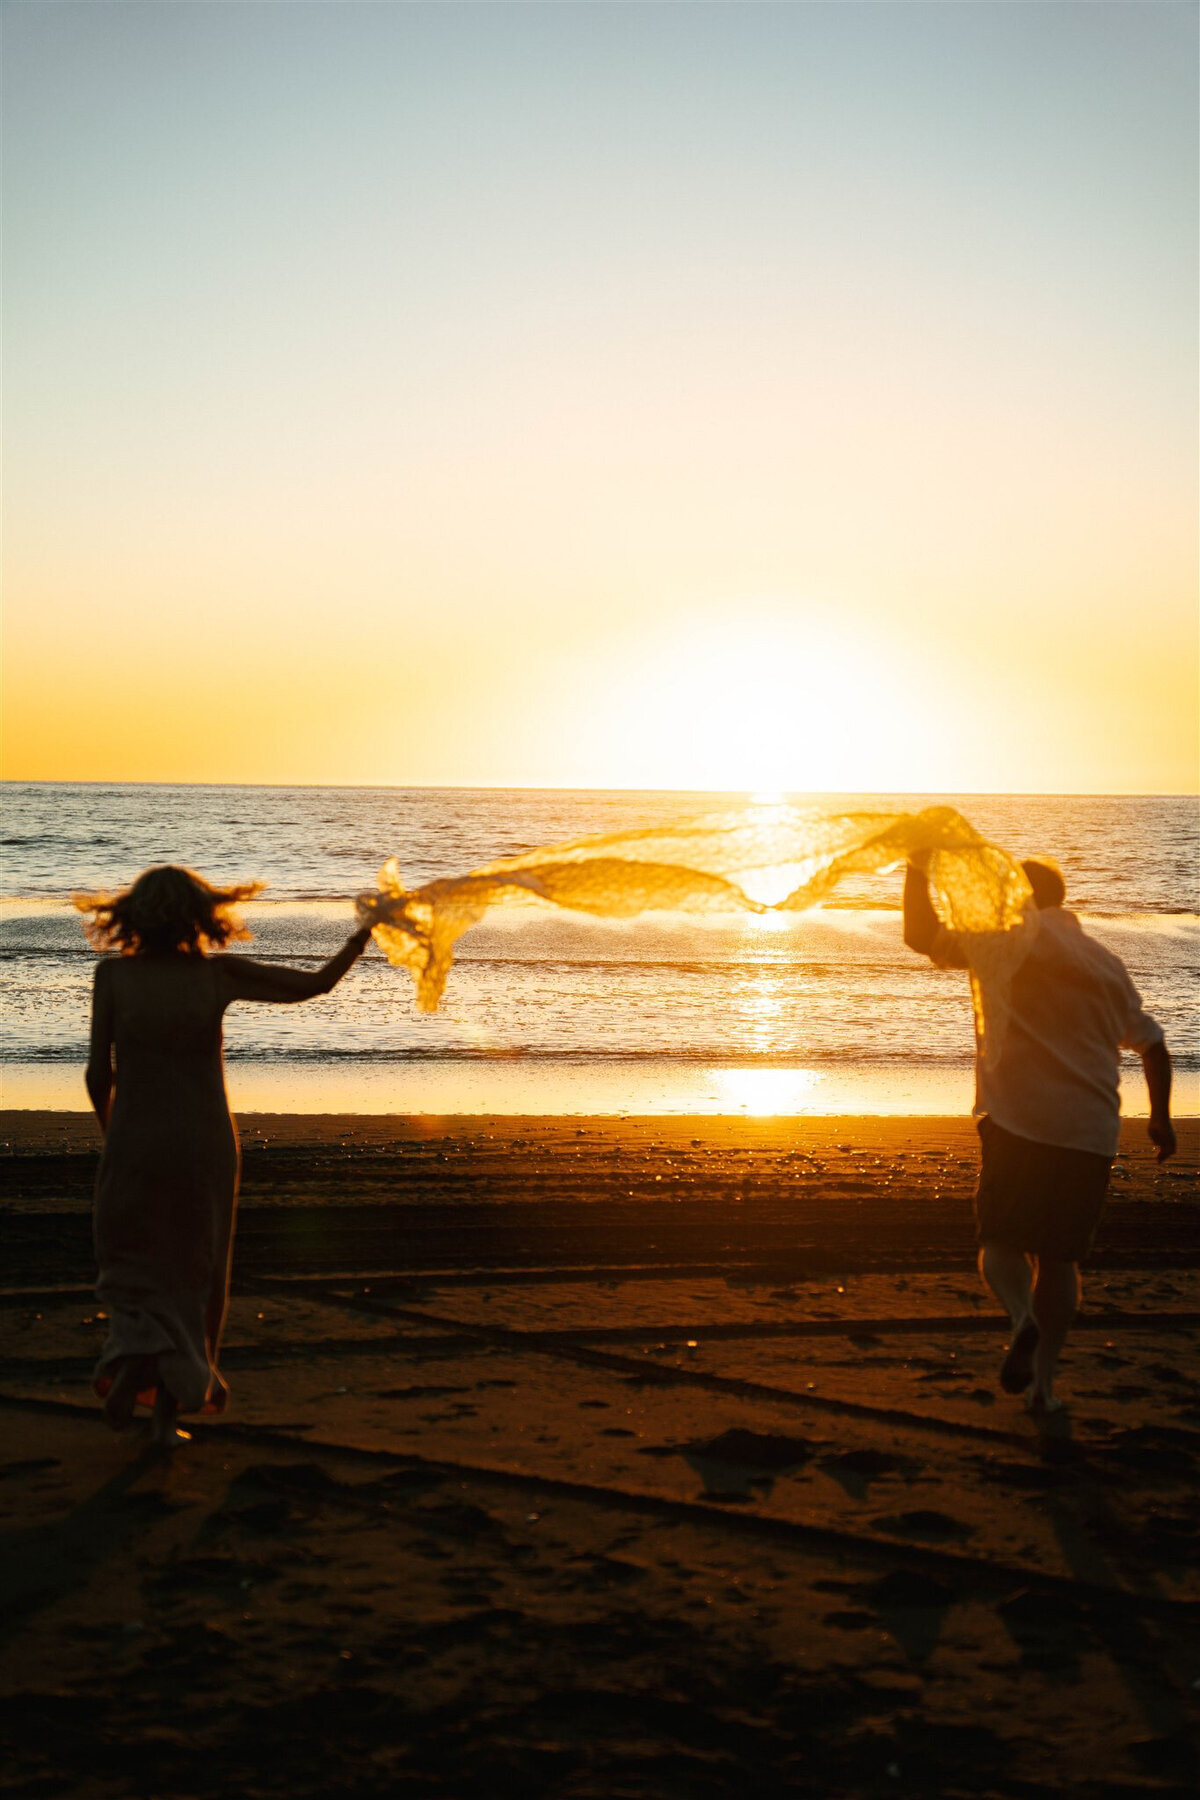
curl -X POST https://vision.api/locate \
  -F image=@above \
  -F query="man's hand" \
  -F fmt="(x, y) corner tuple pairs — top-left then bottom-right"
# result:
(1148, 1117), (1177, 1162)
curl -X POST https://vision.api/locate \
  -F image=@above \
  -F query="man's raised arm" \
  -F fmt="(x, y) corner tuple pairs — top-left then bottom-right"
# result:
(903, 861), (941, 957)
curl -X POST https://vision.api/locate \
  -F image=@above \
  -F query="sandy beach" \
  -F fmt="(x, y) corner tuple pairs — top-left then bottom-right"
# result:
(2, 1111), (1198, 1798)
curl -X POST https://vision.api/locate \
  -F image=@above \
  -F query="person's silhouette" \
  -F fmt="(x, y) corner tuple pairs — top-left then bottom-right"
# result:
(78, 866), (371, 1445)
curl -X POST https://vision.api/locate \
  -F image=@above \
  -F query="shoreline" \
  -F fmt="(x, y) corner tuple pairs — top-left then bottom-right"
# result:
(5, 1111), (1195, 1290)
(7, 1059), (1196, 1120)
(6, 1107), (1199, 1151)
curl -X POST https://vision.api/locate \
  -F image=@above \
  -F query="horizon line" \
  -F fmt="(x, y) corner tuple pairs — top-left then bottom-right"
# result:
(2, 777), (1197, 801)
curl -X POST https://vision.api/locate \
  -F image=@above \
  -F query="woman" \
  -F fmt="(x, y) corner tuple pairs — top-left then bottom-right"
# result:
(77, 865), (371, 1446)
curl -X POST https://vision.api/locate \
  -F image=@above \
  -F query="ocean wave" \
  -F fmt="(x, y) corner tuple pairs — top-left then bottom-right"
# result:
(0, 949), (1012, 983)
(0, 891), (359, 908)
(1081, 911), (1200, 927)
(0, 835), (124, 847)
(3, 894), (1197, 933)
(9, 1044), (1194, 1070)
(4, 1043), (1165, 1069)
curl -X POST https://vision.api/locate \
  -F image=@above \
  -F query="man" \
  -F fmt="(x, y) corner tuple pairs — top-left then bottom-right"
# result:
(903, 856), (1176, 1412)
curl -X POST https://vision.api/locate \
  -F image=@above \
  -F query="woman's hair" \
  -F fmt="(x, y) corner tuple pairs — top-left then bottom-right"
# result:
(74, 866), (264, 956)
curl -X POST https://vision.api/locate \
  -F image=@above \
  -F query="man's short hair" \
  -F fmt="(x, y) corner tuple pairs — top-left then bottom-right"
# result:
(1021, 859), (1066, 909)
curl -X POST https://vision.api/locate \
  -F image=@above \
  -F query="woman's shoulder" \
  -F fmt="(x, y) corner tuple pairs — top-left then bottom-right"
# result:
(210, 953), (280, 995)
(100, 950), (220, 984)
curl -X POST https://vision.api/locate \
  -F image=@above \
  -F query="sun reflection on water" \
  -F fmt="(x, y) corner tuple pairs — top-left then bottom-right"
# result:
(730, 968), (786, 1051)
(711, 1067), (823, 1114)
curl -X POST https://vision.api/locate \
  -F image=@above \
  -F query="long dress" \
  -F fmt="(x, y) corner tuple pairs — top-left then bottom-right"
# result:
(92, 955), (240, 1414)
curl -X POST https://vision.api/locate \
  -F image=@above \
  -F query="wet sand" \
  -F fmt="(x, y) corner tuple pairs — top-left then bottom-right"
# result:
(2, 1112), (1198, 1797)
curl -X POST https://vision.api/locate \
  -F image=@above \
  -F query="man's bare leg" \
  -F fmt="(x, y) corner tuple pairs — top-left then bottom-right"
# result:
(1028, 1259), (1079, 1414)
(150, 1369), (185, 1448)
(979, 1244), (1039, 1394)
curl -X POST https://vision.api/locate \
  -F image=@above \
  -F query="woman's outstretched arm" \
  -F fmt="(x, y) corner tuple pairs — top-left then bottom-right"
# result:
(85, 959), (116, 1130)
(219, 927), (373, 1005)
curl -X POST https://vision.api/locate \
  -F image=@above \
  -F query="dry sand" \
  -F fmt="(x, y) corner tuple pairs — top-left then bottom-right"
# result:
(2, 1111), (1198, 1798)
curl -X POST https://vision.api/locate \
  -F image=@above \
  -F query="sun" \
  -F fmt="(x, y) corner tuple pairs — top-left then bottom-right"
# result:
(574, 607), (937, 793)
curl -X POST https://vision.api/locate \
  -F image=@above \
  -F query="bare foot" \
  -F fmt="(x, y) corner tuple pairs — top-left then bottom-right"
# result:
(1025, 1388), (1064, 1416)
(102, 1358), (146, 1432)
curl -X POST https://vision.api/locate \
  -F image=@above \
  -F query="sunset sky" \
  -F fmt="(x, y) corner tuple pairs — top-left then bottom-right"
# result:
(3, 1), (1196, 794)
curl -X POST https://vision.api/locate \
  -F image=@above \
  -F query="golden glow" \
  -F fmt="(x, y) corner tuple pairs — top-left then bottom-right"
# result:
(739, 906), (796, 932)
(563, 611), (944, 795)
(5, 581), (1196, 792)
(3, 8), (1195, 795)
(712, 1067), (823, 1114)
(730, 970), (785, 1052)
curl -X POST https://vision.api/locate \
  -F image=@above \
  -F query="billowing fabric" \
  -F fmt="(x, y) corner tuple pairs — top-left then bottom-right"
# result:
(934, 907), (1163, 1156)
(357, 803), (1036, 1061)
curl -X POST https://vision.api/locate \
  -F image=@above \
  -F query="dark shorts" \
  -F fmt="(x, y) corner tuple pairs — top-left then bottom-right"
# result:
(975, 1115), (1113, 1264)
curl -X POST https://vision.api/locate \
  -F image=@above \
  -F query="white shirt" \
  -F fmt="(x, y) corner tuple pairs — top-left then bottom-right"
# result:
(932, 906), (1163, 1157)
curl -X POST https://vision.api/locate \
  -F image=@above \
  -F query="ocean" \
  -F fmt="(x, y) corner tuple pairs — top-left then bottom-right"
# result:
(1, 784), (1196, 1116)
